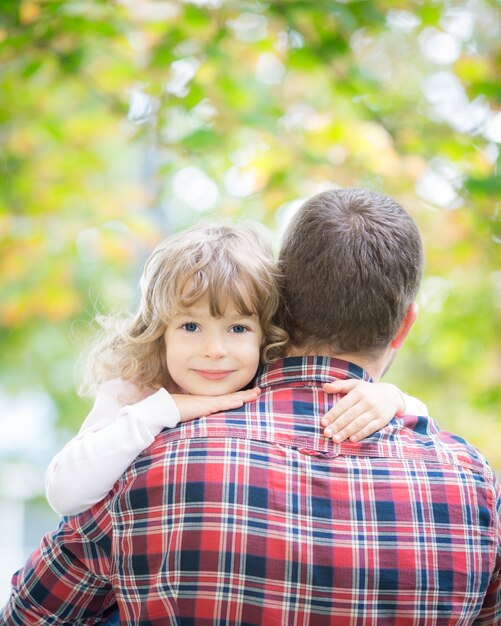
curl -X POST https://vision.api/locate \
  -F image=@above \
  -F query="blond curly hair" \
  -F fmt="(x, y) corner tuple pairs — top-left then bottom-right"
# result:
(81, 221), (288, 397)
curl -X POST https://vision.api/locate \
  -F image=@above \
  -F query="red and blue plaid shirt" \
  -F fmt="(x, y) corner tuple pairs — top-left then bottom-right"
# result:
(2, 356), (501, 625)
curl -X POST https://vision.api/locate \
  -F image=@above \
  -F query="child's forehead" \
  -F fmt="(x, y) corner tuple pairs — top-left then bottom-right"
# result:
(173, 297), (258, 319)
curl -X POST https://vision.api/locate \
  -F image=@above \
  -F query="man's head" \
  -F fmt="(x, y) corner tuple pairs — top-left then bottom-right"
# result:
(279, 188), (423, 373)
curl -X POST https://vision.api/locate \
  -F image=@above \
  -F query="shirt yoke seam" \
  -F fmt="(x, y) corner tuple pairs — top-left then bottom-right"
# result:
(151, 429), (491, 478)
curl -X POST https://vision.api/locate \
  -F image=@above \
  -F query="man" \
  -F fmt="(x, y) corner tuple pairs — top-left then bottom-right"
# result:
(2, 188), (500, 624)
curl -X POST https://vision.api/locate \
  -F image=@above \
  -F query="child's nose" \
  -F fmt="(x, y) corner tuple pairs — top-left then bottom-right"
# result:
(203, 334), (227, 359)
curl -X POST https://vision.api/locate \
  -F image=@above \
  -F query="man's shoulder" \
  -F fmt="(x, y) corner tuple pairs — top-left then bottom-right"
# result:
(396, 413), (495, 480)
(131, 406), (255, 456)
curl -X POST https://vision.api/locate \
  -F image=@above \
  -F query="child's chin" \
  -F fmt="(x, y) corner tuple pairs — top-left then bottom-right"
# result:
(184, 383), (234, 396)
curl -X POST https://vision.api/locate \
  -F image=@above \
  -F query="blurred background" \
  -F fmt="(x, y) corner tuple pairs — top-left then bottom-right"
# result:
(0, 0), (500, 603)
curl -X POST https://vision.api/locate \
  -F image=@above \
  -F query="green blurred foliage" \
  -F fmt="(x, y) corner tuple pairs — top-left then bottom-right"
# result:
(0, 0), (500, 465)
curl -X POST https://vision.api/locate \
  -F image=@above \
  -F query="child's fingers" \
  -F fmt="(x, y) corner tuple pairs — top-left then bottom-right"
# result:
(321, 378), (401, 441)
(347, 418), (386, 442)
(207, 387), (260, 413)
(323, 379), (360, 395)
(238, 386), (261, 400)
(225, 387), (261, 406)
(214, 397), (245, 411)
(323, 400), (366, 439)
(324, 409), (379, 442)
(321, 391), (363, 428)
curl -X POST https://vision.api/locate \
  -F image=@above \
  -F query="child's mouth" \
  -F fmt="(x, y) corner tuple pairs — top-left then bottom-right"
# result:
(192, 369), (234, 381)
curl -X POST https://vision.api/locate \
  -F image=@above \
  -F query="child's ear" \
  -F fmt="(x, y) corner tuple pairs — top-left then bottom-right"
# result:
(390, 303), (418, 350)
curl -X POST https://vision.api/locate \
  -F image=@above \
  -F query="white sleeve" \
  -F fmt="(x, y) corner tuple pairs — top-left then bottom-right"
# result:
(401, 392), (428, 416)
(45, 381), (180, 516)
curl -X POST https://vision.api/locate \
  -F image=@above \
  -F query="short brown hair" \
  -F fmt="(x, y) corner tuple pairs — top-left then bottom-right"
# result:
(278, 188), (423, 355)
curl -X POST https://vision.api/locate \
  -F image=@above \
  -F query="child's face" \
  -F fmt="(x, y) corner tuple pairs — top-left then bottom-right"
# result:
(164, 297), (262, 396)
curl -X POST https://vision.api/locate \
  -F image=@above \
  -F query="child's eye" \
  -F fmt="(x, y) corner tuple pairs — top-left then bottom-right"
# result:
(182, 322), (199, 333)
(230, 325), (248, 334)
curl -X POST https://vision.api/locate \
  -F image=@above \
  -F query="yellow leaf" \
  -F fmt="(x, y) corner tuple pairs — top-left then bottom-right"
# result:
(20, 1), (42, 24)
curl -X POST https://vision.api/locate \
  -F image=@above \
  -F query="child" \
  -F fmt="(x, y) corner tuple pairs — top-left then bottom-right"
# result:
(45, 221), (426, 517)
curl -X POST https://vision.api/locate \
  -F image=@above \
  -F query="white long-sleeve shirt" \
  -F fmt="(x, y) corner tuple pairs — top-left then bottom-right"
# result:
(45, 379), (180, 516)
(397, 389), (428, 417)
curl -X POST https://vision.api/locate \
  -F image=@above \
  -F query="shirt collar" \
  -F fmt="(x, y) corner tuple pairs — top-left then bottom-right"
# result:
(255, 356), (372, 390)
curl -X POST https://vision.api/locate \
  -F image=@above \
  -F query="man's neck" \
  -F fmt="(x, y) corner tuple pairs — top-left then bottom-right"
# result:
(285, 345), (393, 382)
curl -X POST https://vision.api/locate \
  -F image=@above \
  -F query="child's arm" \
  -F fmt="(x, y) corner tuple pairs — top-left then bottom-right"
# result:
(45, 379), (178, 516)
(45, 379), (260, 516)
(320, 378), (429, 443)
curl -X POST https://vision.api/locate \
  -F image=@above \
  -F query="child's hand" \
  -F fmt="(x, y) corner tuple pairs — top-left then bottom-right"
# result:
(172, 387), (261, 423)
(321, 379), (405, 443)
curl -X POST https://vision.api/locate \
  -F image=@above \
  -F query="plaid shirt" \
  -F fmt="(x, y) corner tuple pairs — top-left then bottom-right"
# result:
(2, 356), (501, 625)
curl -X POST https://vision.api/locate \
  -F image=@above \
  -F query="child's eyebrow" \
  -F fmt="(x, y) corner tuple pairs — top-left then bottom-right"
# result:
(171, 307), (259, 320)
(170, 310), (199, 319)
(226, 313), (259, 321)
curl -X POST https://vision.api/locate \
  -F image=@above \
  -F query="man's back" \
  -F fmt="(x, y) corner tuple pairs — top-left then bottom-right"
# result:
(107, 357), (500, 624)
(3, 357), (500, 625)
